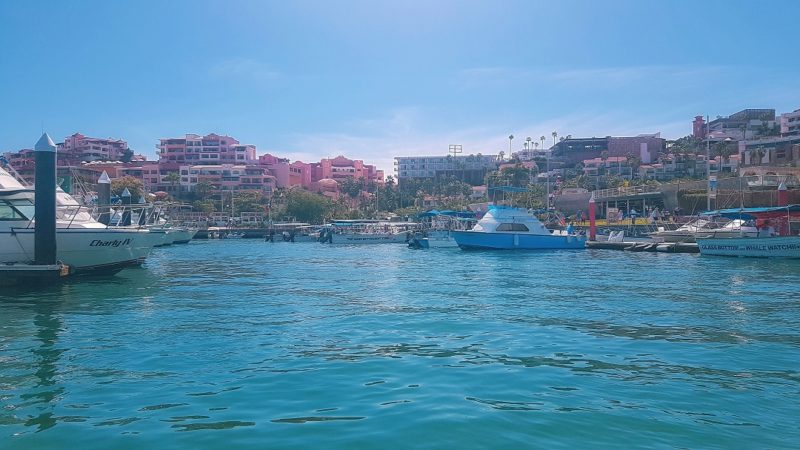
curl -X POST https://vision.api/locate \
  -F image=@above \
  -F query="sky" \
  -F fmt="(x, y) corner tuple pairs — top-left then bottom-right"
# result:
(1, 0), (799, 174)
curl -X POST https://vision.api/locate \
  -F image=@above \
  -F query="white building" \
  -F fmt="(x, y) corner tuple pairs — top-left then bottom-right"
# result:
(781, 109), (800, 136)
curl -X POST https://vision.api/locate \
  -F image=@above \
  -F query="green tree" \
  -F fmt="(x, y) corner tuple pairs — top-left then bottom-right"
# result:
(340, 177), (363, 199)
(232, 191), (267, 215)
(195, 180), (214, 199)
(121, 149), (134, 163)
(284, 189), (333, 223)
(111, 175), (143, 200)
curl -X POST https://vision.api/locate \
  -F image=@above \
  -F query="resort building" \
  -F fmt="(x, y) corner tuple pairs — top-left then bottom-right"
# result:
(157, 133), (257, 167)
(179, 164), (275, 194)
(59, 133), (131, 163)
(313, 155), (384, 184)
(394, 154), (500, 185)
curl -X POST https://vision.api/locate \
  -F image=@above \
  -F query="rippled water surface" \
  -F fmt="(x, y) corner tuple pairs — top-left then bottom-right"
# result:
(2, 241), (800, 448)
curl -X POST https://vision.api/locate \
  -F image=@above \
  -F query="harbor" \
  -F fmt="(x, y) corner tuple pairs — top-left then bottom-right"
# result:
(3, 1), (800, 448)
(3, 240), (800, 449)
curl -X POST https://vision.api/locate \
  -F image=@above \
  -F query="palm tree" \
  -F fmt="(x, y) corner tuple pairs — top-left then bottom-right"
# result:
(165, 172), (181, 194)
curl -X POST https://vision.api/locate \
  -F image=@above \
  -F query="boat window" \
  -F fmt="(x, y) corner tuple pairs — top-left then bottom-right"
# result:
(496, 223), (529, 232)
(9, 199), (35, 220)
(0, 200), (31, 221)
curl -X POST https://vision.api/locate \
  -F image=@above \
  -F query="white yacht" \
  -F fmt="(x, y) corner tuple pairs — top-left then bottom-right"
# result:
(650, 218), (758, 243)
(0, 167), (158, 274)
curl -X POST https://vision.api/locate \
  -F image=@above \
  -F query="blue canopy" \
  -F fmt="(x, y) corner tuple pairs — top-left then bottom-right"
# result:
(701, 205), (800, 219)
(489, 186), (529, 193)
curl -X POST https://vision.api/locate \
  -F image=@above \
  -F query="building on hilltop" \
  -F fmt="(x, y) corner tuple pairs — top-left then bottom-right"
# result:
(394, 154), (500, 185)
(738, 135), (800, 167)
(550, 134), (664, 167)
(157, 133), (256, 167)
(3, 132), (132, 184)
(59, 133), (131, 163)
(780, 109), (800, 136)
(314, 155), (384, 184)
(692, 109), (778, 141)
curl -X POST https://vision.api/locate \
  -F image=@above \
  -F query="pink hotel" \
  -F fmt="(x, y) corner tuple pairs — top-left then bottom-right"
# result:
(154, 133), (383, 195)
(6, 132), (385, 196)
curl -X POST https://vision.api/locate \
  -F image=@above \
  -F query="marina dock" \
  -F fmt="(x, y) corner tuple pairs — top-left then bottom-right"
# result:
(587, 241), (699, 253)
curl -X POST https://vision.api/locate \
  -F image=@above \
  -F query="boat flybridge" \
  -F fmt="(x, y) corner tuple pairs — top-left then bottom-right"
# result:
(0, 167), (159, 274)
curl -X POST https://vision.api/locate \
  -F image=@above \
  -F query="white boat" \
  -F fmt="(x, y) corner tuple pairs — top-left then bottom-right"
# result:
(697, 235), (800, 258)
(451, 206), (586, 250)
(320, 220), (416, 245)
(649, 218), (718, 243)
(0, 168), (157, 273)
(322, 229), (411, 245)
(651, 218), (758, 243)
(169, 227), (197, 244)
(696, 205), (800, 258)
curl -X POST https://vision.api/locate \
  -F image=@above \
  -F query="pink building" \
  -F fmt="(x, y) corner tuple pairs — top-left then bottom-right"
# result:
(258, 153), (291, 188)
(179, 164), (275, 194)
(157, 133), (256, 166)
(314, 155), (384, 184)
(59, 133), (130, 163)
(289, 161), (312, 188)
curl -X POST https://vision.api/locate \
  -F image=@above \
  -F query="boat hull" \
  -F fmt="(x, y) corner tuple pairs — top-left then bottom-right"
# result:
(327, 233), (410, 245)
(451, 230), (586, 250)
(697, 236), (800, 258)
(1, 228), (154, 273)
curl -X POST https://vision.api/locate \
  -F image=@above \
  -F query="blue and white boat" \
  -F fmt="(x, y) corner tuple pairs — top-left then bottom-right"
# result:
(450, 205), (586, 250)
(696, 205), (800, 258)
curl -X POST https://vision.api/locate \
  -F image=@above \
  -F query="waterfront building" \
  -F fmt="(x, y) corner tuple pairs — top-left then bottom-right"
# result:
(394, 154), (500, 185)
(179, 164), (276, 194)
(551, 134), (664, 167)
(738, 135), (800, 167)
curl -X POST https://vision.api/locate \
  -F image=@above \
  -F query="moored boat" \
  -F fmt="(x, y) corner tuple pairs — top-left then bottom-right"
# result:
(0, 167), (157, 273)
(696, 205), (800, 258)
(451, 205), (586, 250)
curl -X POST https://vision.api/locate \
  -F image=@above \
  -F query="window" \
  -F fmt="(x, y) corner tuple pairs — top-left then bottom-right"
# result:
(496, 223), (529, 232)
(0, 200), (32, 220)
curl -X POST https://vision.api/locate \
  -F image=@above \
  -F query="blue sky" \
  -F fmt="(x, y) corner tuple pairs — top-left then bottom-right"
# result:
(1, 0), (798, 173)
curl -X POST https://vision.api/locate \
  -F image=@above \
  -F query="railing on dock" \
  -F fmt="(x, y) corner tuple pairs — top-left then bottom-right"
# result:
(592, 184), (662, 200)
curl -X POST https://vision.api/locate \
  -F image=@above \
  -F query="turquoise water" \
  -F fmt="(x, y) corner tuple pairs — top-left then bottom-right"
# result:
(2, 241), (800, 449)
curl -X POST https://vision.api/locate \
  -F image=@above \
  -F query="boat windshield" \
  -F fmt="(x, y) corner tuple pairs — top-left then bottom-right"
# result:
(0, 199), (33, 220)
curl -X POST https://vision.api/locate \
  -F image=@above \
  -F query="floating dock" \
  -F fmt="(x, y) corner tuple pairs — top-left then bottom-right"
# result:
(0, 263), (71, 286)
(587, 241), (699, 253)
